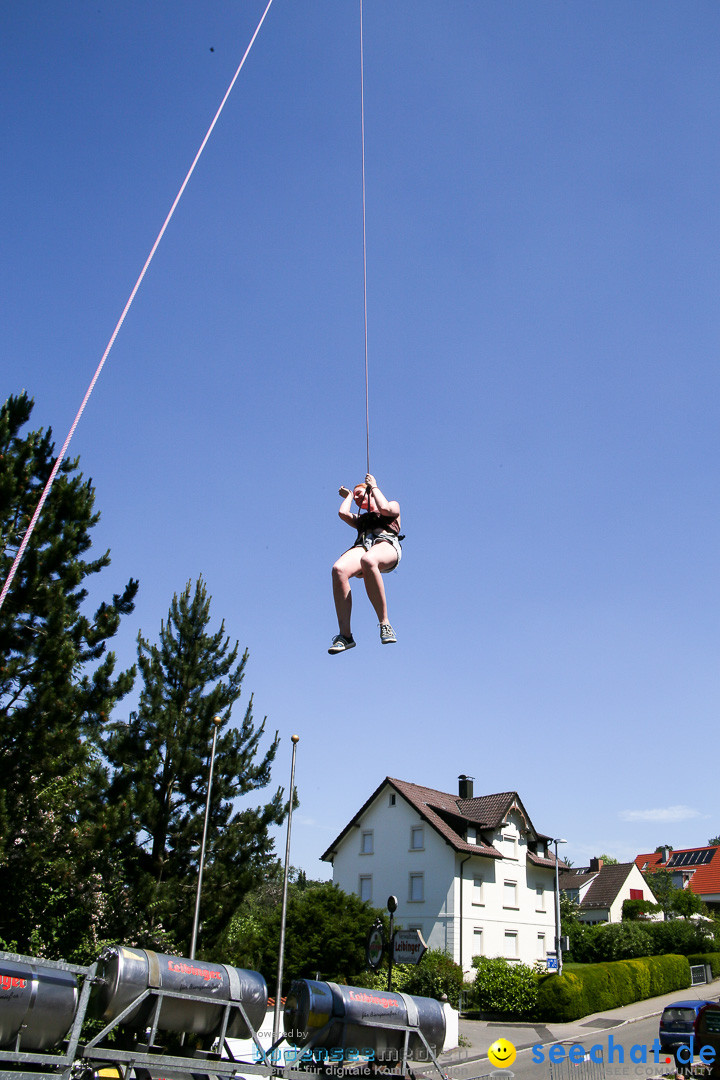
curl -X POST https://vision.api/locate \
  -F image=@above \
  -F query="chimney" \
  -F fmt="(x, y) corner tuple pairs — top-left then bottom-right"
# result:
(458, 774), (474, 800)
(589, 857), (603, 873)
(662, 846), (672, 863)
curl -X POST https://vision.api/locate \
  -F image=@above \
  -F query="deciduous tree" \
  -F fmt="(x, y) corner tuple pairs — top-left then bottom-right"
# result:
(223, 878), (383, 985)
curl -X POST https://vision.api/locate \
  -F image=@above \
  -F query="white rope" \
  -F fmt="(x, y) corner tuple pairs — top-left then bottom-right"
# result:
(0, 0), (276, 612)
(360, 0), (370, 476)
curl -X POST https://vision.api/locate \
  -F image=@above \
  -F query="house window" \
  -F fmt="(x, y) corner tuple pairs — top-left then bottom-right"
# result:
(536, 886), (545, 912)
(472, 927), (483, 957)
(467, 825), (477, 844)
(410, 826), (424, 850)
(359, 875), (372, 903)
(472, 876), (484, 906)
(503, 880), (518, 909)
(409, 873), (424, 902)
(360, 830), (373, 855)
(504, 931), (518, 959)
(629, 888), (643, 900)
(537, 933), (546, 959)
(502, 833), (518, 859)
(389, 793), (396, 806)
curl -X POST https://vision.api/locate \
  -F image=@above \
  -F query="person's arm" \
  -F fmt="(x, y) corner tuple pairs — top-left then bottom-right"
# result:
(365, 474), (399, 520)
(338, 486), (357, 526)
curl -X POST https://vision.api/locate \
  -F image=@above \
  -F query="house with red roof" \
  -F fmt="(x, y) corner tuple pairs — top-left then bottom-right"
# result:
(321, 775), (564, 972)
(635, 846), (720, 910)
(559, 858), (659, 924)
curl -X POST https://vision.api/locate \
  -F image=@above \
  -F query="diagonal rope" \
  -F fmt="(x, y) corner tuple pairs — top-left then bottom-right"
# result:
(360, 0), (371, 477)
(0, 0), (276, 612)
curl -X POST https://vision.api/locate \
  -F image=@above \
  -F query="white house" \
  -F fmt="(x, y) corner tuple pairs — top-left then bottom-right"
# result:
(321, 775), (563, 973)
(559, 859), (660, 923)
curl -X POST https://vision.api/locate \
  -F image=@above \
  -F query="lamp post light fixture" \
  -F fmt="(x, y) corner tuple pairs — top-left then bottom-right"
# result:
(553, 838), (567, 976)
(190, 714), (223, 960)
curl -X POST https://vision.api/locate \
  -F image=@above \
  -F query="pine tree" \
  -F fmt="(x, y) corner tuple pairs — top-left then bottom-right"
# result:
(0, 392), (138, 958)
(105, 577), (286, 956)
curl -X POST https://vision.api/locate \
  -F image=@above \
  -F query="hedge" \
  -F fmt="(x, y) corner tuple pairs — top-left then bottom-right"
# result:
(537, 954), (691, 1022)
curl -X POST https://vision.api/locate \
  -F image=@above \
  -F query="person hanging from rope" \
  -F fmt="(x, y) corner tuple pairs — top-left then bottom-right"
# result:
(329, 473), (402, 653)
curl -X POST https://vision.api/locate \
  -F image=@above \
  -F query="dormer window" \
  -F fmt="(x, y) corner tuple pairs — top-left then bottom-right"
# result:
(467, 825), (477, 845)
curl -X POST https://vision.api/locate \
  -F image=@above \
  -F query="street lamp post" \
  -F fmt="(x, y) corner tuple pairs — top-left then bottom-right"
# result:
(190, 715), (223, 960)
(553, 837), (567, 976)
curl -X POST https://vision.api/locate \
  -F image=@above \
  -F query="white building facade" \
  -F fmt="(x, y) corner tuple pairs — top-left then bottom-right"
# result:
(322, 776), (561, 973)
(560, 860), (660, 923)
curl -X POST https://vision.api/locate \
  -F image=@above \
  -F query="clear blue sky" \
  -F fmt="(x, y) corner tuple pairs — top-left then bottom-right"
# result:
(3, 1), (719, 876)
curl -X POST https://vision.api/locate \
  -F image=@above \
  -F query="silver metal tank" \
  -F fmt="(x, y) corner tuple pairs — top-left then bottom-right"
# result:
(283, 980), (446, 1062)
(93, 947), (267, 1038)
(0, 957), (78, 1050)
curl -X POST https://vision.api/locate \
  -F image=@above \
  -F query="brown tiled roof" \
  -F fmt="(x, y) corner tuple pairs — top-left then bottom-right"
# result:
(561, 863), (640, 909)
(321, 776), (558, 863)
(389, 778), (503, 856)
(583, 863), (640, 908)
(528, 851), (564, 868)
(559, 871), (597, 891)
(635, 847), (720, 899)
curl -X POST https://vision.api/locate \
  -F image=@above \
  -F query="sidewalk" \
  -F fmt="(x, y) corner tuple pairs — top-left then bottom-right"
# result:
(440, 976), (720, 1070)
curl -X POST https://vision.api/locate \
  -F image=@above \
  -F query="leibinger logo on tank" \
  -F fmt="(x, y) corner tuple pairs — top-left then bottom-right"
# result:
(531, 1036), (717, 1069)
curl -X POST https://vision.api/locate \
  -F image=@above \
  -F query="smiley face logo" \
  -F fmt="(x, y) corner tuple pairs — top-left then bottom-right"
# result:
(488, 1038), (517, 1069)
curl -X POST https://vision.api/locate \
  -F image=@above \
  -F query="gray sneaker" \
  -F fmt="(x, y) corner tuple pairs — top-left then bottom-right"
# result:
(328, 634), (356, 654)
(379, 623), (397, 645)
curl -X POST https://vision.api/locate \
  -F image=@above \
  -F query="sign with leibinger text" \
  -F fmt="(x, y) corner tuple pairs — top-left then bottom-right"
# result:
(392, 929), (427, 965)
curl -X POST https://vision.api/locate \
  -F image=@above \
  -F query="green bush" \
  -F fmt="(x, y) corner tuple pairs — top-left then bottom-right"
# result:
(402, 949), (465, 1003)
(537, 954), (690, 1022)
(622, 898), (662, 921)
(650, 920), (717, 956)
(603, 922), (654, 960)
(570, 918), (718, 963)
(473, 957), (538, 1019)
(350, 966), (413, 992)
(350, 949), (464, 1004)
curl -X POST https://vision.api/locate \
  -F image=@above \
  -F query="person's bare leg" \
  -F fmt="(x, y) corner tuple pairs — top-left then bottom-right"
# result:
(332, 550), (363, 638)
(359, 546), (397, 625)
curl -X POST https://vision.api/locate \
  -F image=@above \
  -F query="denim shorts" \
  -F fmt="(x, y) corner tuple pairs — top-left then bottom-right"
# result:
(352, 532), (402, 573)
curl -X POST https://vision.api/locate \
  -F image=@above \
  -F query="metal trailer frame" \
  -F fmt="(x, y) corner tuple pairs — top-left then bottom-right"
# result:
(0, 949), (96, 1080)
(0, 950), (449, 1080)
(82, 983), (279, 1078)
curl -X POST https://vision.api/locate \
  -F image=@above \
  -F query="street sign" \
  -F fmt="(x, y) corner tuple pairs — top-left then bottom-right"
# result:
(546, 957), (558, 971)
(392, 929), (427, 965)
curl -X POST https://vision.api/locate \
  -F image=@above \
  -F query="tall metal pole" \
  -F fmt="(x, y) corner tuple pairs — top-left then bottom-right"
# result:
(553, 837), (567, 976)
(273, 734), (299, 1048)
(190, 715), (222, 959)
(386, 895), (398, 992)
